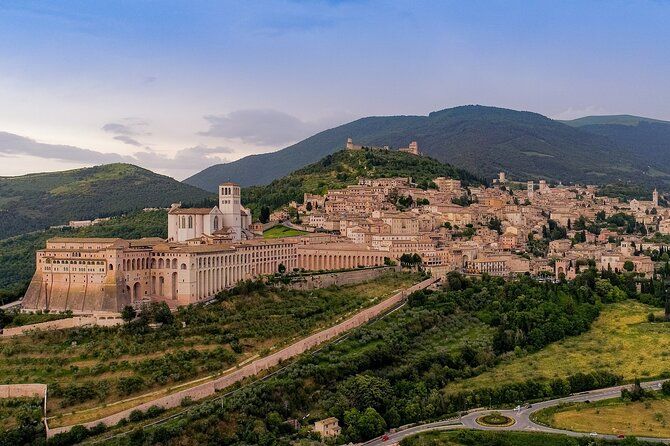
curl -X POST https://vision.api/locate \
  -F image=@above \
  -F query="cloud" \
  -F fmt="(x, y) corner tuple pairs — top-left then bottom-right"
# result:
(102, 118), (150, 146)
(133, 145), (234, 170)
(0, 132), (131, 164)
(199, 109), (347, 146)
(113, 135), (142, 146)
(0, 132), (232, 176)
(552, 106), (609, 121)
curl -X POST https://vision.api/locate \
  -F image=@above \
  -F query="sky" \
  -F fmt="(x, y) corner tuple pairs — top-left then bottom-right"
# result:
(0, 0), (669, 179)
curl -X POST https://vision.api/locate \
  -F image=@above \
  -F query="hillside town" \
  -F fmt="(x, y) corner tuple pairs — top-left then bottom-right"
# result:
(21, 142), (669, 315)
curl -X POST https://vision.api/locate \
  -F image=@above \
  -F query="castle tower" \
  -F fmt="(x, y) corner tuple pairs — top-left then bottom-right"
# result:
(527, 180), (534, 200)
(346, 138), (354, 150)
(498, 172), (506, 184)
(219, 182), (241, 241)
(653, 188), (659, 207)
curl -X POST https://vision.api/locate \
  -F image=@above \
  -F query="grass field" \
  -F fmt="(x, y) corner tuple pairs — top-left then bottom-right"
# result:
(446, 301), (670, 393)
(534, 394), (670, 438)
(262, 225), (308, 238)
(0, 272), (421, 422)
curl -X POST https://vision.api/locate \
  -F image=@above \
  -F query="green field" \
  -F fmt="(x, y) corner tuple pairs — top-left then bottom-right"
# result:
(446, 300), (670, 393)
(0, 272), (421, 425)
(400, 430), (657, 445)
(534, 394), (670, 438)
(262, 224), (308, 238)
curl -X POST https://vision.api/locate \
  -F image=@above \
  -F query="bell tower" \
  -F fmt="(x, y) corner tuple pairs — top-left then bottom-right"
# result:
(219, 182), (241, 241)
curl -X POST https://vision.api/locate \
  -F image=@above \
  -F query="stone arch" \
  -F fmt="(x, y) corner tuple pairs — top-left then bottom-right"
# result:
(133, 282), (141, 302)
(171, 272), (178, 299)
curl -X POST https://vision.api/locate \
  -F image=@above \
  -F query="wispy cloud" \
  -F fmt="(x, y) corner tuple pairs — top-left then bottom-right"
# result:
(199, 108), (350, 147)
(0, 132), (232, 176)
(102, 118), (151, 146)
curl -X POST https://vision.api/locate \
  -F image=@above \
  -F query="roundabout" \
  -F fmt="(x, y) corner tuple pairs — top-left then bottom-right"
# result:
(475, 412), (516, 427)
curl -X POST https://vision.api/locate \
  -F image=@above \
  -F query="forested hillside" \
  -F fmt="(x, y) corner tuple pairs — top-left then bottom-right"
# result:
(0, 163), (212, 239)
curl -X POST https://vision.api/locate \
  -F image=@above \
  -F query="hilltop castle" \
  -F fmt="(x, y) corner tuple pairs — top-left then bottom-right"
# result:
(346, 138), (420, 155)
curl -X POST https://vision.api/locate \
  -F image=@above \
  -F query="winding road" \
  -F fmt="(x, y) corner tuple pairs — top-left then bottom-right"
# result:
(363, 379), (670, 445)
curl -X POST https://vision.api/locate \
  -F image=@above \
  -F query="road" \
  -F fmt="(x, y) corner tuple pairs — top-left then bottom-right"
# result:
(363, 379), (670, 445)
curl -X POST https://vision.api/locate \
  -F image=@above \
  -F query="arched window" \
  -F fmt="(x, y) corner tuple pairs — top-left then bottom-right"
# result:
(213, 216), (219, 230)
(181, 263), (187, 270)
(172, 258), (178, 269)
(109, 264), (114, 271)
(188, 216), (193, 229)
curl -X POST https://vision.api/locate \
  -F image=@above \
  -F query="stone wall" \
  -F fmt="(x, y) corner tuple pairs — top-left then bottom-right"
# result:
(1, 315), (122, 338)
(286, 267), (397, 291)
(0, 383), (47, 399)
(46, 276), (438, 438)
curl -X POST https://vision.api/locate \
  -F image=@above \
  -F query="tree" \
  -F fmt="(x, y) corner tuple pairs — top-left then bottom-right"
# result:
(623, 260), (635, 272)
(277, 263), (286, 274)
(121, 305), (136, 323)
(153, 302), (174, 325)
(259, 206), (271, 224)
(305, 202), (312, 212)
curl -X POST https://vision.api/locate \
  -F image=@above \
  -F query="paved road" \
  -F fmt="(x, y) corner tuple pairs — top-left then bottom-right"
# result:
(363, 379), (670, 446)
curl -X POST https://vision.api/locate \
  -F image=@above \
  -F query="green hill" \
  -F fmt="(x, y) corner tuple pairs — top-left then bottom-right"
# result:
(0, 163), (213, 239)
(185, 105), (662, 191)
(561, 116), (670, 176)
(241, 148), (482, 217)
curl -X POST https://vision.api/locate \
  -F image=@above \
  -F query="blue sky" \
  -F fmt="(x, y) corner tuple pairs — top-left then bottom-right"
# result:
(0, 0), (669, 178)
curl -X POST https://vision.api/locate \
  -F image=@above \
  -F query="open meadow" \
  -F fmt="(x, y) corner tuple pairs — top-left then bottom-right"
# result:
(446, 300), (670, 393)
(534, 394), (670, 438)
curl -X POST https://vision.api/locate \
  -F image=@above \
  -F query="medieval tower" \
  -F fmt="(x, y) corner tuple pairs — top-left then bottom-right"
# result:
(220, 182), (242, 241)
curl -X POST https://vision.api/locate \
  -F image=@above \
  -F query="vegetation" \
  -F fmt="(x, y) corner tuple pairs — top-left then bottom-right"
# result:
(0, 310), (72, 329)
(400, 430), (658, 446)
(448, 300), (670, 392)
(0, 397), (43, 435)
(262, 225), (308, 238)
(0, 163), (212, 239)
(241, 148), (482, 218)
(0, 210), (168, 304)
(534, 392), (670, 439)
(92, 273), (614, 445)
(0, 272), (420, 427)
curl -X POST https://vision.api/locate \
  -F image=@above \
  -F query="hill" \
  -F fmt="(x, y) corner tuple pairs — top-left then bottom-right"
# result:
(241, 148), (482, 217)
(562, 116), (670, 174)
(0, 163), (213, 239)
(185, 105), (664, 191)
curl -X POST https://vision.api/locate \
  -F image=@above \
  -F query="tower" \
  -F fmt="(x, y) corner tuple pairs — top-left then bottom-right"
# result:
(527, 180), (534, 200)
(219, 182), (241, 241)
(498, 172), (506, 184)
(653, 188), (659, 207)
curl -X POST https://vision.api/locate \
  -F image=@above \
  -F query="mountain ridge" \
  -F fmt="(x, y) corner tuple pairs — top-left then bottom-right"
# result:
(185, 105), (667, 192)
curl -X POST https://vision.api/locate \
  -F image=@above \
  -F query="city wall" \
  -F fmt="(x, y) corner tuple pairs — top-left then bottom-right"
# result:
(287, 266), (397, 290)
(46, 276), (438, 438)
(1, 315), (123, 338)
